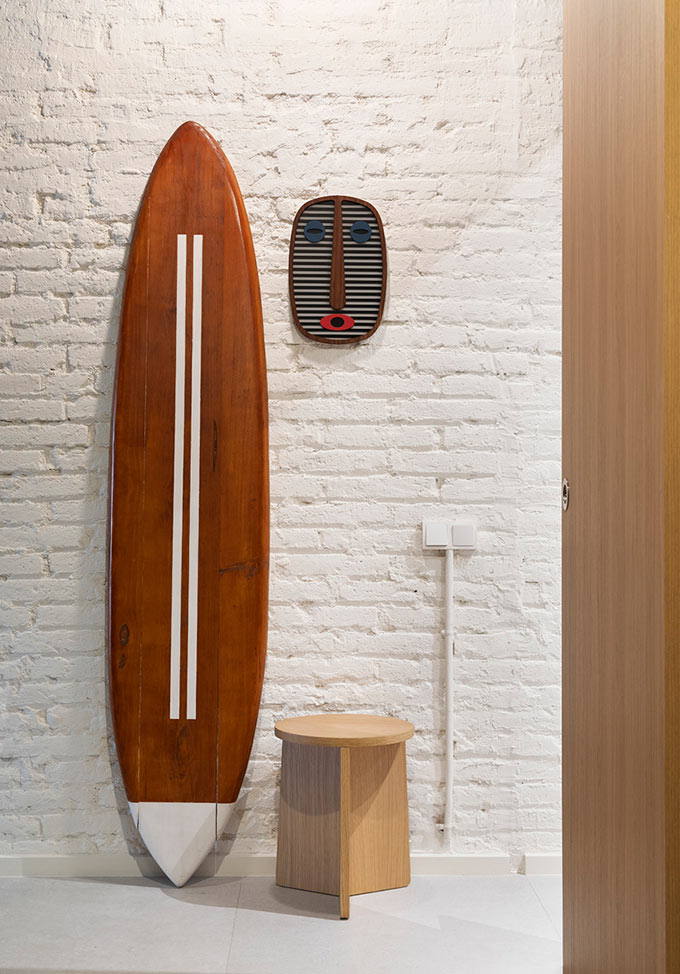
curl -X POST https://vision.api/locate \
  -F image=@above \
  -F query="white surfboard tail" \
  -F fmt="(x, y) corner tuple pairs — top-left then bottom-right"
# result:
(129, 801), (235, 887)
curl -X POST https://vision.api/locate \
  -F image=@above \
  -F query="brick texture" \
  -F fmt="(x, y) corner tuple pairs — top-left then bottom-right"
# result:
(0, 0), (562, 866)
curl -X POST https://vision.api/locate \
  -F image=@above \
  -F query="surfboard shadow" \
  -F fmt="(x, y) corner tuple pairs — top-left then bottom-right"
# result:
(161, 875), (342, 919)
(103, 212), (144, 861)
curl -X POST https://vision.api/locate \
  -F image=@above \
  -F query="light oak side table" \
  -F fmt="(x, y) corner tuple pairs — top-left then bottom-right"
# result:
(274, 713), (414, 918)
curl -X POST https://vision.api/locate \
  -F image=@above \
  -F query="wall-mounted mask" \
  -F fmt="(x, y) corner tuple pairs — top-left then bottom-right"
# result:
(289, 196), (386, 344)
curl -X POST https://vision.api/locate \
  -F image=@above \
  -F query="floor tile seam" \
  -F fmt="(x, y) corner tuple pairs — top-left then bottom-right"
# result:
(525, 876), (562, 941)
(224, 876), (246, 974)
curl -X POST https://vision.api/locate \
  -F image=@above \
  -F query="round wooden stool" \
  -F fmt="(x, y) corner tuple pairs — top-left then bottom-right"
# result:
(274, 713), (414, 918)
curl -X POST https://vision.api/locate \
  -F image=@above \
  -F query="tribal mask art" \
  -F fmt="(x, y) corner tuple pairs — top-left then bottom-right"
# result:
(289, 196), (387, 344)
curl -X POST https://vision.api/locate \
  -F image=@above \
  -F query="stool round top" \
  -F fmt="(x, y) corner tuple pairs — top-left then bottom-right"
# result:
(274, 713), (414, 748)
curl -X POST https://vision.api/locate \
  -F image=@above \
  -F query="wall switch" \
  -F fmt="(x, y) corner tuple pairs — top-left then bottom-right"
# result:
(452, 522), (476, 550)
(423, 520), (451, 548)
(422, 520), (477, 550)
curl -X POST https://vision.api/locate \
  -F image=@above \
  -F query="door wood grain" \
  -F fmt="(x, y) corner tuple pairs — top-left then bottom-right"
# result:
(563, 1), (680, 969)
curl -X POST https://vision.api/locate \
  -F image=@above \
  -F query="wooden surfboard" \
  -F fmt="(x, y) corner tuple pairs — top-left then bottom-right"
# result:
(108, 122), (268, 886)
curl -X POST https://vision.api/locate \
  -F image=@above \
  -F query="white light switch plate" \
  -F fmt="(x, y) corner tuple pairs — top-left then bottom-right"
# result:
(422, 520), (477, 550)
(451, 522), (476, 549)
(423, 521), (450, 548)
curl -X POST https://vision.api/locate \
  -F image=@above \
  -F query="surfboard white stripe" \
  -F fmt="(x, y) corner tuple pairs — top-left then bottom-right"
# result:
(170, 234), (187, 721)
(186, 235), (203, 721)
(169, 234), (203, 721)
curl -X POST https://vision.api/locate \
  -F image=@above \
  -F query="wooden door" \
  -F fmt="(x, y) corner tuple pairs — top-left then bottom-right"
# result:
(563, 0), (669, 970)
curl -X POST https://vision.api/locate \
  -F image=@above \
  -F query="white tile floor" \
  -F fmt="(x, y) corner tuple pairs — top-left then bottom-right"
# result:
(0, 875), (562, 974)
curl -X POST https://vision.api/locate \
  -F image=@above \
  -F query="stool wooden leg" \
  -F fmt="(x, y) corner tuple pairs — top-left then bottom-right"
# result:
(339, 747), (350, 919)
(276, 741), (342, 897)
(347, 741), (410, 896)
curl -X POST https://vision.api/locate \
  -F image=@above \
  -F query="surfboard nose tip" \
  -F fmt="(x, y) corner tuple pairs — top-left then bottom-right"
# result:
(174, 119), (203, 136)
(135, 801), (236, 887)
(169, 119), (220, 153)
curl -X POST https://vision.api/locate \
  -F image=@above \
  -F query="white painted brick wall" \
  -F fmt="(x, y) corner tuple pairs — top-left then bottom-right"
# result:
(0, 0), (562, 867)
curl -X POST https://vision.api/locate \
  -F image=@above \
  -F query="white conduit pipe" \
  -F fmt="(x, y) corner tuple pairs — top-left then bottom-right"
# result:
(442, 545), (455, 834)
(422, 520), (476, 839)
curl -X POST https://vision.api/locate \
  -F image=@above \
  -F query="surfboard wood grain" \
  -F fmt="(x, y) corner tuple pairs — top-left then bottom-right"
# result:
(108, 121), (268, 813)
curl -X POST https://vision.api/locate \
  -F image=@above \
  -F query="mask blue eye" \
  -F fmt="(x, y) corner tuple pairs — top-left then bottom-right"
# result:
(304, 220), (326, 243)
(350, 221), (372, 244)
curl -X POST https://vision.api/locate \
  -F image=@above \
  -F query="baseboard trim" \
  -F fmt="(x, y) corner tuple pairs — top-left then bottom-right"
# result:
(411, 854), (511, 875)
(0, 854), (269, 879)
(523, 854), (562, 875)
(0, 851), (561, 879)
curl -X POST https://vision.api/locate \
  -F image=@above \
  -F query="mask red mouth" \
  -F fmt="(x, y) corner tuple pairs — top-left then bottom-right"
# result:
(320, 313), (355, 331)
